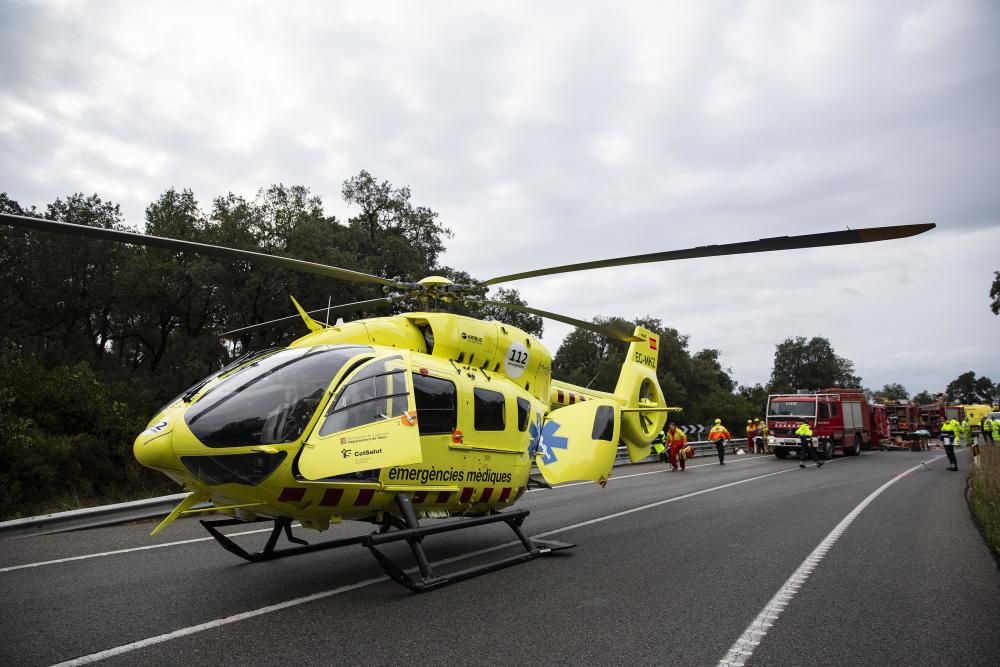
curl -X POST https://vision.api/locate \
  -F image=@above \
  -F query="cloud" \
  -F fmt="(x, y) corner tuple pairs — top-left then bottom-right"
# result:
(1, 0), (998, 395)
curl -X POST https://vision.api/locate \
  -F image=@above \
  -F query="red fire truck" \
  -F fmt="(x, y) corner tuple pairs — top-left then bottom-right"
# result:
(883, 400), (919, 437)
(766, 388), (872, 460)
(918, 403), (964, 436)
(870, 403), (891, 448)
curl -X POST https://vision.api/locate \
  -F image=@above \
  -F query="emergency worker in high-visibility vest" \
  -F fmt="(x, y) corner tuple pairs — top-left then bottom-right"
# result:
(796, 419), (823, 468)
(666, 422), (689, 471)
(940, 419), (959, 471)
(991, 417), (999, 445)
(745, 420), (754, 453)
(708, 418), (731, 465)
(959, 419), (972, 447)
(984, 416), (995, 446)
(652, 428), (668, 465)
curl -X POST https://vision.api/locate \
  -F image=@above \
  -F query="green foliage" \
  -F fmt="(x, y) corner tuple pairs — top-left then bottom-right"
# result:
(876, 383), (909, 400)
(990, 270), (999, 315)
(912, 390), (935, 405)
(768, 336), (861, 393)
(0, 354), (171, 519)
(945, 371), (997, 404)
(551, 315), (755, 428)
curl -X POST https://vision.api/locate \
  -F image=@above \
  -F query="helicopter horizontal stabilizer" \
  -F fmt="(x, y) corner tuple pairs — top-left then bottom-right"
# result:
(535, 400), (620, 486)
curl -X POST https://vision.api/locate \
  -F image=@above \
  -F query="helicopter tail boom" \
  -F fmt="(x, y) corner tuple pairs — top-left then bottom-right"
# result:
(614, 327), (669, 462)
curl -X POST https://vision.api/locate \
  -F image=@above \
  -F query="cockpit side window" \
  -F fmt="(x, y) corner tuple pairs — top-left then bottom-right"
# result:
(318, 356), (408, 436)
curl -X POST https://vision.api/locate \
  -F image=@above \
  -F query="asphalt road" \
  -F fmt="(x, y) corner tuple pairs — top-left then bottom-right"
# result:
(2, 448), (998, 666)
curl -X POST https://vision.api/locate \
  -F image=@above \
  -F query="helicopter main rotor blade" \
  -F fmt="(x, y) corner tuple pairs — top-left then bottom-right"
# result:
(482, 223), (935, 285)
(480, 300), (643, 342)
(0, 212), (398, 288)
(219, 297), (394, 337)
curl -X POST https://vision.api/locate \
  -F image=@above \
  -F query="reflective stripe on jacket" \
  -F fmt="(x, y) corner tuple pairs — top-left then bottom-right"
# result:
(708, 425), (730, 441)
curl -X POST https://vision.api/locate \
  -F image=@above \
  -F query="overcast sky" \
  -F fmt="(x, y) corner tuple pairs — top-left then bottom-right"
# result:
(2, 0), (998, 397)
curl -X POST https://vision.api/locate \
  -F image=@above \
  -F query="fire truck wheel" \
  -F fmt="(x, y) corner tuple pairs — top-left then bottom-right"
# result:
(819, 441), (834, 460)
(846, 434), (862, 457)
(774, 449), (788, 459)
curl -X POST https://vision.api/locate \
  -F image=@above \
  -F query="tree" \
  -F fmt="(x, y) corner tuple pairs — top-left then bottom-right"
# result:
(551, 315), (745, 426)
(912, 390), (935, 405)
(876, 383), (909, 400)
(768, 336), (861, 393)
(990, 271), (999, 315)
(945, 371), (996, 404)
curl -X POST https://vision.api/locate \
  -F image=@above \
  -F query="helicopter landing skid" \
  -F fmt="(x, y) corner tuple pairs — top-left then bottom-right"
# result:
(363, 494), (575, 593)
(200, 516), (369, 562)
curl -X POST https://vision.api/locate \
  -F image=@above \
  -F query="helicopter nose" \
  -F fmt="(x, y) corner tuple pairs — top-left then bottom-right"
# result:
(133, 429), (182, 472)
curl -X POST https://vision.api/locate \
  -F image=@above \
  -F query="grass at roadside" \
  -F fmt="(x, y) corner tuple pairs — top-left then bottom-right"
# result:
(969, 445), (1000, 560)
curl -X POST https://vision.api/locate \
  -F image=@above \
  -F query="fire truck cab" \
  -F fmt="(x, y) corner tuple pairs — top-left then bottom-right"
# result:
(767, 389), (871, 460)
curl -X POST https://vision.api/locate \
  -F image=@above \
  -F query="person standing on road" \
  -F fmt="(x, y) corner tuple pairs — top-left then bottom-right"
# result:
(984, 415), (995, 445)
(959, 418), (972, 448)
(796, 419), (823, 468)
(745, 420), (754, 453)
(666, 422), (689, 471)
(940, 419), (959, 471)
(708, 418), (731, 465)
(991, 416), (999, 447)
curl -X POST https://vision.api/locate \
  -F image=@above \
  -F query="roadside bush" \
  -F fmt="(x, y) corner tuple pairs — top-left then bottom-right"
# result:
(969, 446), (1000, 560)
(0, 356), (173, 519)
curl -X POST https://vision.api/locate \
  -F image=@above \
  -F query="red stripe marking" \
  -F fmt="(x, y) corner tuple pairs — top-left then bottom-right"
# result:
(436, 491), (453, 503)
(278, 488), (305, 502)
(412, 491), (427, 503)
(460, 487), (474, 503)
(557, 389), (565, 403)
(479, 487), (494, 503)
(498, 487), (512, 503)
(354, 489), (375, 506)
(513, 486), (526, 501)
(319, 488), (343, 506)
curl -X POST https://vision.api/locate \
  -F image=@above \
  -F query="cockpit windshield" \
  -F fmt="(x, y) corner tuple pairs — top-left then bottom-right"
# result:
(768, 401), (817, 418)
(186, 345), (373, 447)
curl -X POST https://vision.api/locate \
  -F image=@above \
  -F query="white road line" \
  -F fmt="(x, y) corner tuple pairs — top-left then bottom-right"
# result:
(0, 526), (282, 573)
(534, 467), (796, 538)
(45, 466), (797, 666)
(716, 457), (941, 667)
(4, 456), (774, 573)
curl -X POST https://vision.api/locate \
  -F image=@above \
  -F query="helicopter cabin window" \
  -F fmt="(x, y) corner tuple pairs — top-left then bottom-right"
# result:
(412, 373), (456, 435)
(184, 346), (373, 448)
(517, 397), (530, 431)
(591, 405), (615, 441)
(318, 356), (408, 436)
(474, 387), (505, 431)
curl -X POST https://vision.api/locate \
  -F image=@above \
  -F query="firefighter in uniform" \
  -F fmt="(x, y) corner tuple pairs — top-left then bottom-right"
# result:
(708, 418), (731, 465)
(797, 419), (823, 468)
(745, 420), (754, 453)
(940, 418), (959, 471)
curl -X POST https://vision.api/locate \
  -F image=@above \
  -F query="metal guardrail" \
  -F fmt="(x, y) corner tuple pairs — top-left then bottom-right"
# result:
(0, 493), (208, 538)
(0, 439), (752, 539)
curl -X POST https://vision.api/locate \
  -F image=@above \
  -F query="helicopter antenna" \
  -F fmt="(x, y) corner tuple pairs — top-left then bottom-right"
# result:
(325, 296), (332, 325)
(585, 370), (601, 389)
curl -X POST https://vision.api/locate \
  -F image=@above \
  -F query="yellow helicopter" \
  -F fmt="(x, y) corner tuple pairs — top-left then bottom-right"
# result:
(0, 212), (933, 590)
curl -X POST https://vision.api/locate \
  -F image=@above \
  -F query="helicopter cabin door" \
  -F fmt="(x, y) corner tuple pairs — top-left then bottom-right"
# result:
(535, 399), (621, 486)
(298, 353), (423, 480)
